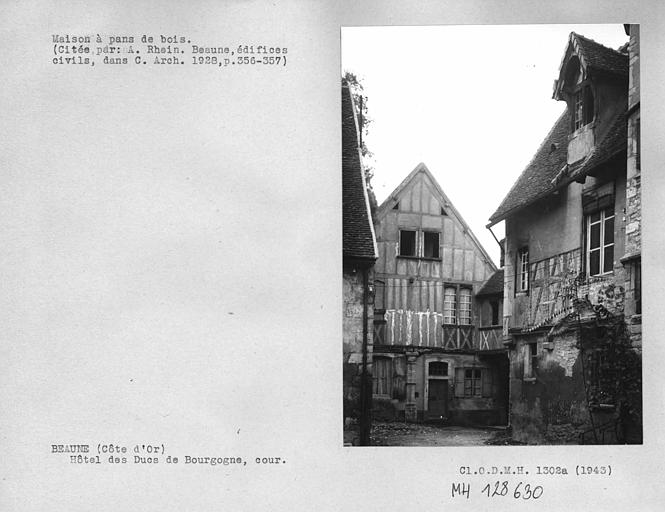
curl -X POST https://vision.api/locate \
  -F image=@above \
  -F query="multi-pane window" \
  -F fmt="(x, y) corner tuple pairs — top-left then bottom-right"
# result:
(443, 287), (457, 325)
(573, 86), (594, 131)
(455, 367), (492, 398)
(399, 230), (417, 257)
(423, 231), (440, 259)
(459, 288), (472, 325)
(373, 357), (392, 397)
(463, 369), (482, 397)
(518, 247), (529, 292)
(586, 207), (615, 276)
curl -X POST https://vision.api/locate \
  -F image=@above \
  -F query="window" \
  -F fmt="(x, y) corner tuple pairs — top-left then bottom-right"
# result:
(374, 280), (385, 312)
(586, 207), (614, 276)
(636, 118), (641, 170)
(399, 230), (441, 259)
(573, 86), (594, 131)
(635, 260), (642, 315)
(429, 361), (448, 376)
(524, 342), (538, 379)
(518, 247), (529, 292)
(423, 231), (440, 259)
(443, 287), (457, 325)
(399, 230), (417, 257)
(464, 369), (482, 397)
(490, 300), (499, 326)
(459, 288), (472, 325)
(455, 367), (492, 398)
(373, 358), (392, 397)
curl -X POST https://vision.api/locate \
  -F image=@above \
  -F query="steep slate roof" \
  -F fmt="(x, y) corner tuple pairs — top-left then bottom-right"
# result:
(572, 32), (628, 76)
(489, 34), (629, 227)
(377, 162), (497, 272)
(488, 109), (570, 225)
(554, 33), (628, 100)
(477, 269), (504, 297)
(342, 84), (377, 261)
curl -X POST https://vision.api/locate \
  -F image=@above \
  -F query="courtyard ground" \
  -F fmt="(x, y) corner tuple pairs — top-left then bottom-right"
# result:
(344, 421), (514, 446)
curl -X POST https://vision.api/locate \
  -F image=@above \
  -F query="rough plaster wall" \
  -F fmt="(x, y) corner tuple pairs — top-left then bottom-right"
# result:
(376, 352), (500, 420)
(343, 269), (373, 420)
(343, 270), (366, 363)
(545, 332), (578, 377)
(510, 333), (590, 444)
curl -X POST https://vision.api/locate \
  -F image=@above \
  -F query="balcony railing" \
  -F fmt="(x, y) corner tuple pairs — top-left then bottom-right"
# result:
(374, 310), (504, 352)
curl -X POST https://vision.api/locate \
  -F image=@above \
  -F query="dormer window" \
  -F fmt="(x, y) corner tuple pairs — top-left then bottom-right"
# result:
(573, 85), (594, 131)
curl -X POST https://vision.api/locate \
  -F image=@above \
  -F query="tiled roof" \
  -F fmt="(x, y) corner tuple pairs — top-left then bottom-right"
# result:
(568, 109), (627, 181)
(489, 105), (627, 226)
(342, 84), (377, 261)
(554, 33), (629, 101)
(573, 33), (628, 76)
(477, 269), (504, 297)
(488, 109), (570, 225)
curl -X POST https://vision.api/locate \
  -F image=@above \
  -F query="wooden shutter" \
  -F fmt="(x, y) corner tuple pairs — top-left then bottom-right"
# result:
(454, 368), (465, 397)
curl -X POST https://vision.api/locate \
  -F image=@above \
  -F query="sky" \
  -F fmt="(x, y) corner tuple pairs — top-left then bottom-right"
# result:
(341, 24), (630, 266)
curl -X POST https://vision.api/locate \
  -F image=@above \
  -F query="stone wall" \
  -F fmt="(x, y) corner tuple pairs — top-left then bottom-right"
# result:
(343, 266), (373, 421)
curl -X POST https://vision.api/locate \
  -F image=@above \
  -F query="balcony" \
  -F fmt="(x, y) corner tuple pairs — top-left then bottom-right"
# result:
(374, 310), (504, 352)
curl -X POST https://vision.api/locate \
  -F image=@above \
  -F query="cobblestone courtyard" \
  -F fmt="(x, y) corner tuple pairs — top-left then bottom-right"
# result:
(345, 422), (511, 446)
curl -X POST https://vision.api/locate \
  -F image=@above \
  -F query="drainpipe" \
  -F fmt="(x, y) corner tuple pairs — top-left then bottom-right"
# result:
(359, 266), (371, 446)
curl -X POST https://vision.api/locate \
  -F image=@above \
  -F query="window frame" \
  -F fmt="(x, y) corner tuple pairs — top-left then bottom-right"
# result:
(585, 207), (615, 277)
(443, 287), (457, 325)
(490, 300), (500, 326)
(636, 117), (641, 170)
(422, 230), (441, 260)
(524, 342), (538, 380)
(463, 368), (482, 398)
(398, 229), (442, 260)
(372, 357), (393, 398)
(454, 367), (492, 398)
(428, 361), (449, 377)
(634, 259), (642, 315)
(572, 84), (594, 132)
(398, 229), (417, 257)
(517, 247), (529, 293)
(458, 288), (472, 325)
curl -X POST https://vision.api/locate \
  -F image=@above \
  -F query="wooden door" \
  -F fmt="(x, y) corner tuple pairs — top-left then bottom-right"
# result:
(427, 379), (448, 420)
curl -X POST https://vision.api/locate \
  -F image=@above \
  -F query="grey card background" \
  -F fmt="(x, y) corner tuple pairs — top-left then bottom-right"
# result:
(1, 0), (664, 510)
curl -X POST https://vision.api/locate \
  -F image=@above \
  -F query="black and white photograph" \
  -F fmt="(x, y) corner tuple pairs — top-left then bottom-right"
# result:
(3, 1), (665, 510)
(343, 24), (642, 446)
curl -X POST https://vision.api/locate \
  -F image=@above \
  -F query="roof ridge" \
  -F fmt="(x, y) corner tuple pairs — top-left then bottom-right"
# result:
(571, 32), (627, 56)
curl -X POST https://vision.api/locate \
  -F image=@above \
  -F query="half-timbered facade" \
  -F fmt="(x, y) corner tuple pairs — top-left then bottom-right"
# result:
(488, 28), (642, 444)
(372, 163), (507, 425)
